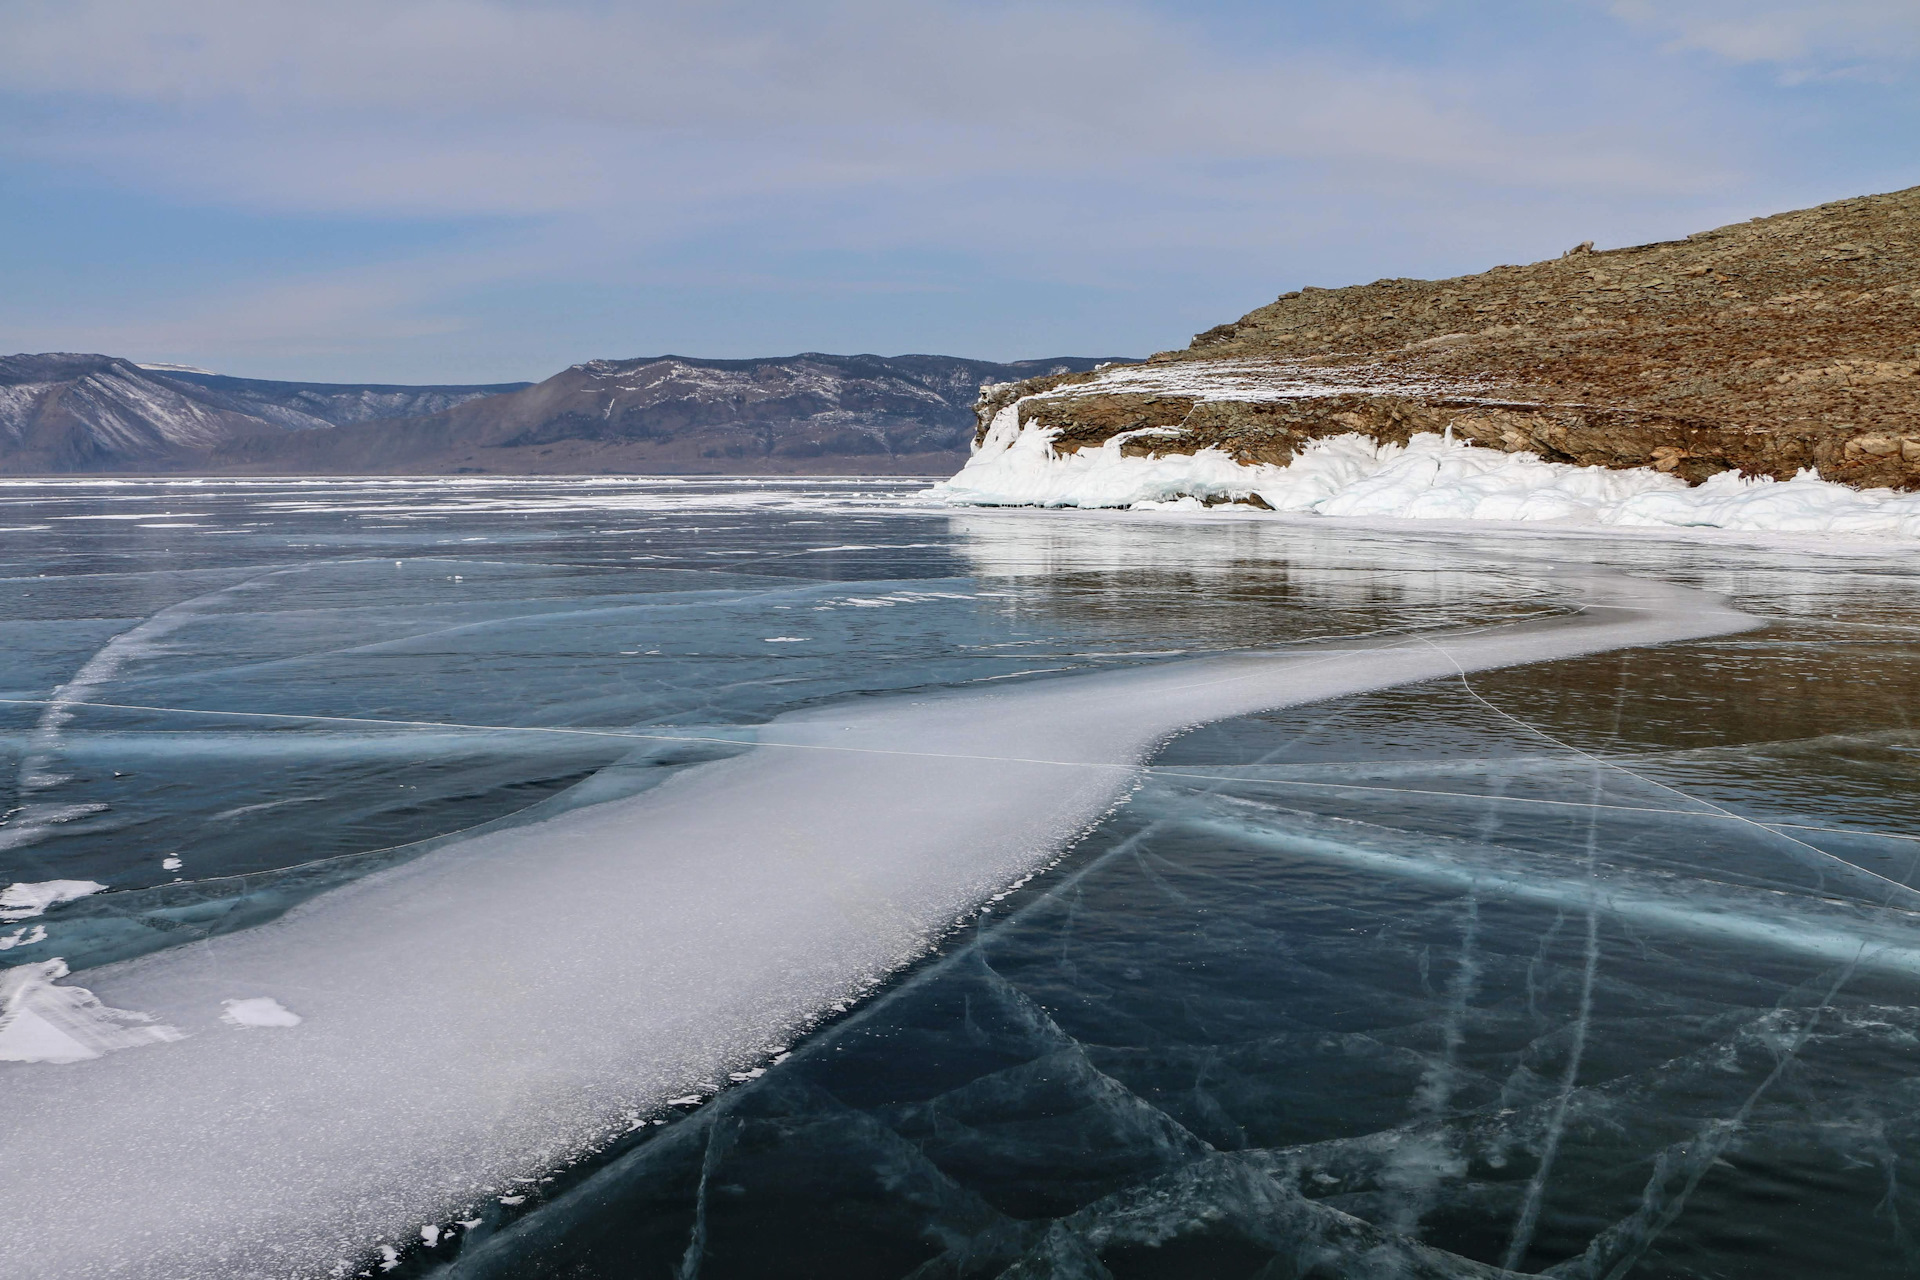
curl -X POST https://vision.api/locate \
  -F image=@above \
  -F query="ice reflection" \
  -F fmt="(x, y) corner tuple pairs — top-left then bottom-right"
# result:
(947, 509), (1562, 651)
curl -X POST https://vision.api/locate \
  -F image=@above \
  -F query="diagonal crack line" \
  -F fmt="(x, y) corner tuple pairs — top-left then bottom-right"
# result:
(1144, 771), (1920, 844)
(1417, 637), (1920, 909)
(1551, 956), (1863, 1280)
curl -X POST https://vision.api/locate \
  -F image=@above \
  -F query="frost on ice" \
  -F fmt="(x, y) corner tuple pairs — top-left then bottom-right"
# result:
(930, 406), (1920, 539)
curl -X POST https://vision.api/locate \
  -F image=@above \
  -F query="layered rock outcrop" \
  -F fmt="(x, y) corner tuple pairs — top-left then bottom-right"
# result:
(976, 186), (1920, 491)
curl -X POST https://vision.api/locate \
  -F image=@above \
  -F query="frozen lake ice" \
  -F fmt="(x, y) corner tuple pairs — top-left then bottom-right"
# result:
(2, 477), (1918, 1278)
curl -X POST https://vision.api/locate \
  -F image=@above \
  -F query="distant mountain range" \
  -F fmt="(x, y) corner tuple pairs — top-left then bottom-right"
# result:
(0, 353), (529, 473)
(0, 352), (1127, 475)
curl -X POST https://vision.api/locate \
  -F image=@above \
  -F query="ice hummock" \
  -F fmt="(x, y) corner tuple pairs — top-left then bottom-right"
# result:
(930, 407), (1920, 538)
(0, 960), (183, 1064)
(0, 880), (107, 921)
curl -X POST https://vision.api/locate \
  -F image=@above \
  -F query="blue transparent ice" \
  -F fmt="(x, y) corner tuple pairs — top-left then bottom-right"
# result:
(2, 478), (1917, 1278)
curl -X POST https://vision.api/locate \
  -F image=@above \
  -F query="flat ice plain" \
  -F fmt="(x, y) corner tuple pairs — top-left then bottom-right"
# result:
(3, 476), (1914, 1278)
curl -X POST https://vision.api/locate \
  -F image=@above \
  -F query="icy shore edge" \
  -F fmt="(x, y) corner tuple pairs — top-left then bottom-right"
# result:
(929, 404), (1920, 538)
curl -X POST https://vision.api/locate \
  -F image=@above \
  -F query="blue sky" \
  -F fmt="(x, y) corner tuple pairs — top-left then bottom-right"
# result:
(2, 0), (1916, 383)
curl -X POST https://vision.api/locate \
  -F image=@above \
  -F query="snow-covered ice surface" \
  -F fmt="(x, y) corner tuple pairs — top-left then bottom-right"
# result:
(933, 408), (1920, 539)
(2, 478), (1919, 1278)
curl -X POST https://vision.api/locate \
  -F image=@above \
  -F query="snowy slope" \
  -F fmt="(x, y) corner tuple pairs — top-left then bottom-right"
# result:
(0, 355), (246, 465)
(0, 352), (1124, 475)
(0, 354), (530, 473)
(233, 352), (1130, 475)
(153, 370), (531, 432)
(458, 353), (1124, 459)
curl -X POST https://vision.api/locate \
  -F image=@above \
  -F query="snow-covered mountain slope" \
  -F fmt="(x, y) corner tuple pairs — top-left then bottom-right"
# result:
(232, 353), (1127, 475)
(0, 352), (1124, 475)
(153, 370), (531, 432)
(0, 354), (255, 469)
(480, 353), (1116, 457)
(0, 354), (530, 474)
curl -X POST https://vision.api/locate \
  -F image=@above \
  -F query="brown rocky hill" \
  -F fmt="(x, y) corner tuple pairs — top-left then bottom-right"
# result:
(978, 186), (1920, 490)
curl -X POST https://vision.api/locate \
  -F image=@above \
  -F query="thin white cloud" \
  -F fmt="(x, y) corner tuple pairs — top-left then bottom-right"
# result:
(1, 0), (1726, 219)
(1608, 0), (1920, 70)
(0, 0), (1904, 377)
(0, 257), (484, 366)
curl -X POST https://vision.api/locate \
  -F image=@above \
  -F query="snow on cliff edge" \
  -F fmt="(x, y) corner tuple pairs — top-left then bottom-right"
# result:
(928, 403), (1920, 539)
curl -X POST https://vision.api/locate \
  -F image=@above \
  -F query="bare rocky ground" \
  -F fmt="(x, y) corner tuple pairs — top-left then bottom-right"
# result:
(980, 185), (1920, 490)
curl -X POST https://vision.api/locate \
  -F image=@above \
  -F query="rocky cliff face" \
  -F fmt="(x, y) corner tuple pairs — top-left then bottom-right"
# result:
(977, 186), (1920, 491)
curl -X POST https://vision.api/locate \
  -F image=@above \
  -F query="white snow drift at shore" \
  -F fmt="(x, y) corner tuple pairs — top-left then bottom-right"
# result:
(929, 407), (1920, 538)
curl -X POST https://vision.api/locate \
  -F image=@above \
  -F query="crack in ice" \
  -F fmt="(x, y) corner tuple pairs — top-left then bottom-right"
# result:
(0, 566), (1757, 1278)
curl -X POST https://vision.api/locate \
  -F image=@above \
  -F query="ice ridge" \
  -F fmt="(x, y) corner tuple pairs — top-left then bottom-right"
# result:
(931, 410), (1920, 539)
(0, 960), (183, 1065)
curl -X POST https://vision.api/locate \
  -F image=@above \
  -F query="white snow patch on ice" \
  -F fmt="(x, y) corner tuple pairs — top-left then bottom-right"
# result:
(0, 960), (184, 1064)
(220, 997), (302, 1029)
(0, 880), (107, 921)
(930, 414), (1920, 540)
(0, 569), (1756, 1278)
